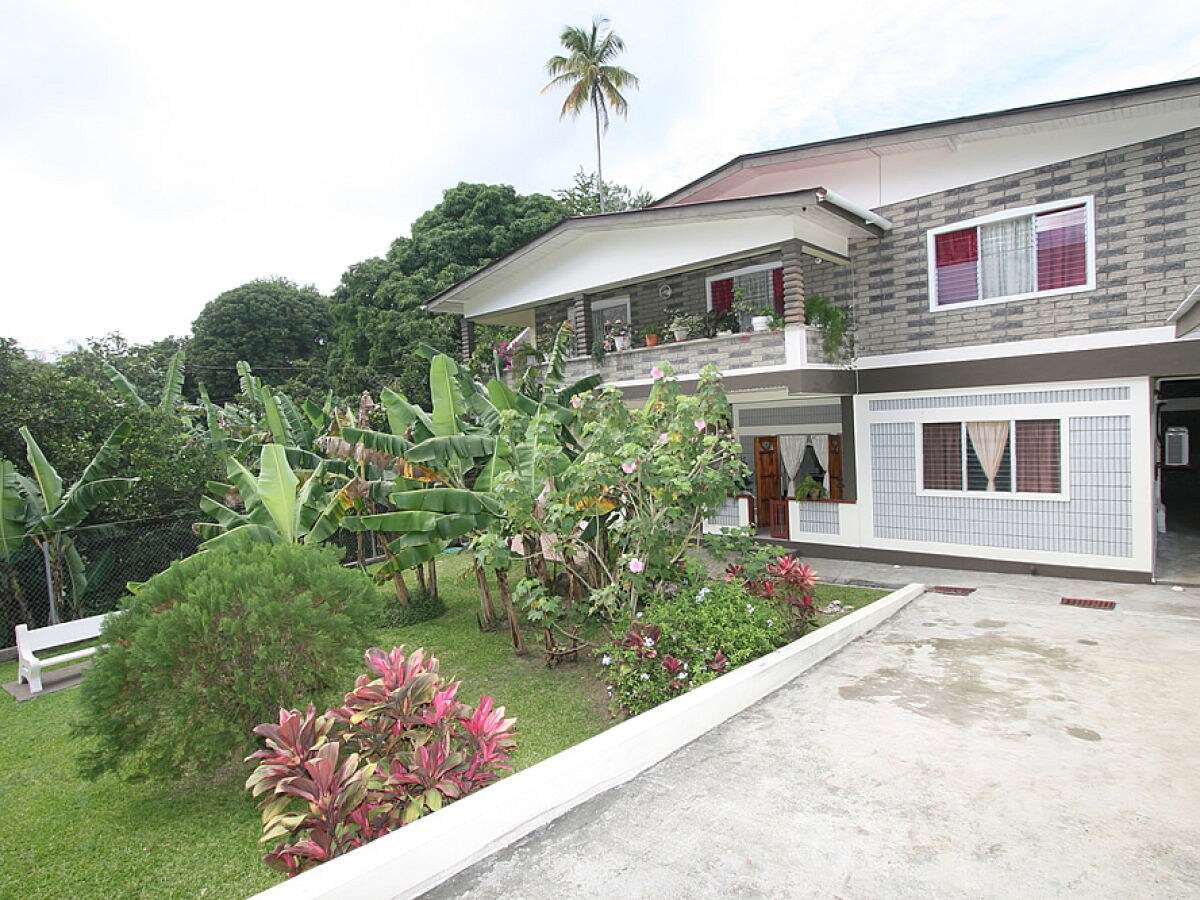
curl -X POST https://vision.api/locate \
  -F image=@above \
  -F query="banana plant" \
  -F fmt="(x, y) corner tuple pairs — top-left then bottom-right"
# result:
(101, 350), (187, 414)
(194, 444), (355, 550)
(0, 422), (137, 624)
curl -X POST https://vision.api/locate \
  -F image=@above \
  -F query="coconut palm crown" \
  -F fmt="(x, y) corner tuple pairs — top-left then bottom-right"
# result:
(543, 16), (639, 213)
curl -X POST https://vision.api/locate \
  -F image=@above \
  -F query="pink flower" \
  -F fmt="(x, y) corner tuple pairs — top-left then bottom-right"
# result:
(628, 558), (645, 574)
(658, 433), (670, 444)
(650, 366), (664, 380)
(622, 460), (637, 474)
(570, 395), (581, 409)
(694, 419), (707, 432)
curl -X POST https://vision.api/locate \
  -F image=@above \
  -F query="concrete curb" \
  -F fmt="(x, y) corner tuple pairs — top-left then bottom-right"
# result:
(254, 582), (925, 900)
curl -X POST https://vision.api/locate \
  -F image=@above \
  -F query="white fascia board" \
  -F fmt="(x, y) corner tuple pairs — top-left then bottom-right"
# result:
(460, 214), (850, 320)
(855, 326), (1190, 370)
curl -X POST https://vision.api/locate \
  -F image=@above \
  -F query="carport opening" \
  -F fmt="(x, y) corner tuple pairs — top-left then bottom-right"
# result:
(1155, 377), (1200, 584)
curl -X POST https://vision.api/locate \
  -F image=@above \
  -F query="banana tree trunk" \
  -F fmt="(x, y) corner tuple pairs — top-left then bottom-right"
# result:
(473, 559), (498, 630)
(415, 563), (427, 597)
(426, 558), (438, 600)
(4, 564), (32, 627)
(380, 535), (411, 605)
(39, 541), (60, 625)
(495, 568), (526, 655)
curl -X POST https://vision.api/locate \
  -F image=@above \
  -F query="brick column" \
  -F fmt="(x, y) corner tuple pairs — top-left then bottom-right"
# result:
(570, 294), (589, 356)
(460, 318), (476, 364)
(780, 240), (806, 326)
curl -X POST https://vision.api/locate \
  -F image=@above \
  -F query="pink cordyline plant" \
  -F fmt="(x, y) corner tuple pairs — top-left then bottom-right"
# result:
(245, 647), (516, 877)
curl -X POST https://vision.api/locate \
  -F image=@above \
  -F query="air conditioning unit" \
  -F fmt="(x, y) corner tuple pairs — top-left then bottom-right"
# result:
(1164, 427), (1189, 467)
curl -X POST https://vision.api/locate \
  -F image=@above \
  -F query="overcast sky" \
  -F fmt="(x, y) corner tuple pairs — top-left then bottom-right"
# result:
(3, 0), (1198, 355)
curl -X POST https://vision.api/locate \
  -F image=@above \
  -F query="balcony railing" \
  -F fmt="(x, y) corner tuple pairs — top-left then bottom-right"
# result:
(562, 329), (789, 383)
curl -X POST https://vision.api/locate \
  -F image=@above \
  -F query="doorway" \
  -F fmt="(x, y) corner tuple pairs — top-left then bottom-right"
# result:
(1156, 377), (1200, 585)
(754, 436), (781, 525)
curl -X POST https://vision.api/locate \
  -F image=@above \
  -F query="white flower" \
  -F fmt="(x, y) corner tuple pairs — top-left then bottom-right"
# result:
(746, 604), (755, 614)
(767, 619), (774, 627)
(643, 637), (655, 648)
(696, 587), (711, 602)
(636, 611), (643, 619)
(640, 673), (650, 681)
(601, 654), (612, 666)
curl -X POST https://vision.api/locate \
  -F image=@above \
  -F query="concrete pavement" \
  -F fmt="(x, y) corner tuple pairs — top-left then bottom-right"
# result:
(430, 563), (1200, 898)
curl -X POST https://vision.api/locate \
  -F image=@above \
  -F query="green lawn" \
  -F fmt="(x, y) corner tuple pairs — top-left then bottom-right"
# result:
(0, 553), (887, 899)
(0, 552), (611, 899)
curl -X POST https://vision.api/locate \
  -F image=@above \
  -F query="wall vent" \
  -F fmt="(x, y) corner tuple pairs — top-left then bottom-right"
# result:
(1164, 427), (1189, 467)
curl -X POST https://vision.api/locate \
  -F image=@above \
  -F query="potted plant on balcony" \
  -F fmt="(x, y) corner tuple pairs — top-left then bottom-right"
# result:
(642, 324), (661, 347)
(605, 318), (632, 351)
(804, 294), (849, 362)
(710, 307), (739, 337)
(751, 306), (775, 332)
(669, 313), (703, 342)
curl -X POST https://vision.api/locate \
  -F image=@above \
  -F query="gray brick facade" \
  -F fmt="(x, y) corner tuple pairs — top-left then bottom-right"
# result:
(559, 329), (787, 383)
(813, 128), (1200, 357)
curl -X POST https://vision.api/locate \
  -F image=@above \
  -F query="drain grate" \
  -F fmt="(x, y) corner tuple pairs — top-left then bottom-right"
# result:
(1061, 597), (1116, 611)
(932, 586), (976, 596)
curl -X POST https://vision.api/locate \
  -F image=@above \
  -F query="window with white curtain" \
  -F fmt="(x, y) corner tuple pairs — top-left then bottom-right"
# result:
(921, 419), (1063, 496)
(927, 198), (1094, 310)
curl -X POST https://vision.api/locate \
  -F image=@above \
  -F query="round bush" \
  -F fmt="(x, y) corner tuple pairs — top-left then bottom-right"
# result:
(77, 542), (382, 780)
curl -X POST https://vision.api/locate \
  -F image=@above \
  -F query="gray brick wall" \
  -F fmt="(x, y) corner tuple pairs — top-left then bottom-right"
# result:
(844, 128), (1200, 357)
(560, 329), (787, 383)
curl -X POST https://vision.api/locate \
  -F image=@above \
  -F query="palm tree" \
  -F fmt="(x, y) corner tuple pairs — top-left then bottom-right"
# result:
(543, 16), (639, 213)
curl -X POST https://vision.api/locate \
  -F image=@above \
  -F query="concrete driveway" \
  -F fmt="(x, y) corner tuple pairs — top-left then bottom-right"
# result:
(431, 564), (1200, 898)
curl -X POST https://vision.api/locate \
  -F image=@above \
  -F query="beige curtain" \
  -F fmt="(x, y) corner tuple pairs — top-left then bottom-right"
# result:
(810, 434), (830, 492)
(967, 421), (1009, 491)
(778, 435), (807, 496)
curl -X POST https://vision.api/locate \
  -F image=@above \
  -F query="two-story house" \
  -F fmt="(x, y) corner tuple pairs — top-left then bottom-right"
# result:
(429, 78), (1200, 583)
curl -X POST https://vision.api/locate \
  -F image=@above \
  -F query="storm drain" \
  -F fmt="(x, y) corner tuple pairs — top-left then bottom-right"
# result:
(1061, 597), (1116, 611)
(932, 586), (977, 596)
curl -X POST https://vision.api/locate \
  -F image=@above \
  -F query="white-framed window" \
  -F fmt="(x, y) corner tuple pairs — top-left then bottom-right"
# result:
(590, 295), (630, 338)
(926, 197), (1096, 311)
(706, 262), (784, 328)
(919, 418), (1065, 498)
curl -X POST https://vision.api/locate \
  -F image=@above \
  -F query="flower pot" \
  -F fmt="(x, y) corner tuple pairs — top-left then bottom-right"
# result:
(751, 315), (772, 332)
(673, 328), (689, 342)
(644, 333), (660, 347)
(614, 335), (631, 351)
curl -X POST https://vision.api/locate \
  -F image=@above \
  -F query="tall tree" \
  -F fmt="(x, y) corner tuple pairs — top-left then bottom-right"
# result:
(189, 278), (332, 403)
(555, 168), (654, 216)
(543, 16), (639, 213)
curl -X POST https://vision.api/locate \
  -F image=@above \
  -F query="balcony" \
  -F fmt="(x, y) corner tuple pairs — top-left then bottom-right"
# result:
(565, 329), (785, 383)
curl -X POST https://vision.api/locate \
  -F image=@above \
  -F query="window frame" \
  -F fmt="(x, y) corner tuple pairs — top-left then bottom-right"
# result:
(916, 417), (1069, 501)
(705, 262), (782, 314)
(926, 196), (1096, 312)
(590, 295), (631, 337)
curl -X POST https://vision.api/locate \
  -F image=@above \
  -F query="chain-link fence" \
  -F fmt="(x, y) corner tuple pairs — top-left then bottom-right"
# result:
(2, 518), (386, 651)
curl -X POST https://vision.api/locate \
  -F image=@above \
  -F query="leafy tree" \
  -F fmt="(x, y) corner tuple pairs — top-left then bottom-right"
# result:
(58, 333), (190, 405)
(554, 168), (654, 216)
(325, 183), (566, 407)
(1, 422), (137, 623)
(543, 16), (639, 212)
(189, 278), (332, 403)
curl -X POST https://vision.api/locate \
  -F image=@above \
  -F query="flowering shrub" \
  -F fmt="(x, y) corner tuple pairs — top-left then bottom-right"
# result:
(600, 581), (789, 716)
(245, 646), (516, 877)
(730, 554), (820, 636)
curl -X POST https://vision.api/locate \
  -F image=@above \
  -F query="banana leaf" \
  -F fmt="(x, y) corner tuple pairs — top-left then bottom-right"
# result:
(256, 444), (299, 543)
(158, 350), (185, 412)
(20, 427), (63, 513)
(429, 355), (465, 437)
(101, 362), (148, 409)
(382, 389), (435, 443)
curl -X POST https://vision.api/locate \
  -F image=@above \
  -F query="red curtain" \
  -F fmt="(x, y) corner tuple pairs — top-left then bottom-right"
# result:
(772, 267), (785, 317)
(934, 228), (979, 305)
(1036, 206), (1087, 291)
(711, 278), (734, 312)
(1015, 420), (1061, 492)
(923, 423), (963, 490)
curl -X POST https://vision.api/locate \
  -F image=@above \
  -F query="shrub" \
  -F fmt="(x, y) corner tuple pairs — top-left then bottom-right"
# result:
(600, 580), (790, 716)
(77, 543), (382, 780)
(246, 646), (516, 876)
(380, 590), (448, 628)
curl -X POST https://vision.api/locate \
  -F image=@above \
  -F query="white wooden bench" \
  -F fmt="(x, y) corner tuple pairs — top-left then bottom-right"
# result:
(15, 612), (116, 694)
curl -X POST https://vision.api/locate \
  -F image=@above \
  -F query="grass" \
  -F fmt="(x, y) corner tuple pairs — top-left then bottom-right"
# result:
(0, 551), (611, 899)
(0, 552), (889, 898)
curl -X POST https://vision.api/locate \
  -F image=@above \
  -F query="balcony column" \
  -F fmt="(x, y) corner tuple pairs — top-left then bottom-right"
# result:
(460, 318), (476, 364)
(781, 240), (806, 326)
(570, 294), (589, 356)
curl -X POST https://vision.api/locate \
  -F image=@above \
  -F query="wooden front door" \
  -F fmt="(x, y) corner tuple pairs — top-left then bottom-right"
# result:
(827, 435), (844, 500)
(754, 436), (781, 524)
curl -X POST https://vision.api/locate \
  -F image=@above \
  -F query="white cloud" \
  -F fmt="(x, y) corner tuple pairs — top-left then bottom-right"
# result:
(2, 0), (1198, 353)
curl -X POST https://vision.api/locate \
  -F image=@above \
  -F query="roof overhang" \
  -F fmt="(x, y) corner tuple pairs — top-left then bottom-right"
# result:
(1167, 284), (1200, 338)
(426, 189), (890, 319)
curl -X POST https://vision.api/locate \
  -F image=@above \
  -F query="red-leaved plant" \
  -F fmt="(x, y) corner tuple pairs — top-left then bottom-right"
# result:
(763, 555), (819, 631)
(245, 646), (516, 877)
